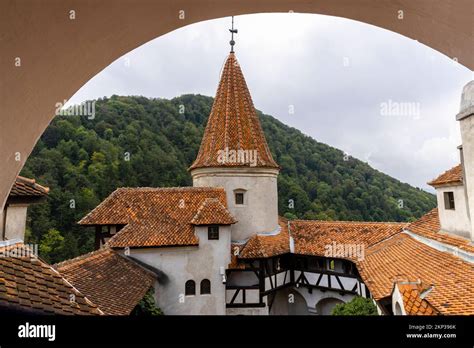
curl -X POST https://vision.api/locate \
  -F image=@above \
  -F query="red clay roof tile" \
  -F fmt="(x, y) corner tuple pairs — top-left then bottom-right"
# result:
(55, 247), (155, 315)
(79, 187), (233, 248)
(191, 198), (237, 225)
(428, 164), (463, 187)
(406, 208), (474, 253)
(189, 53), (279, 170)
(9, 176), (49, 197)
(0, 242), (101, 315)
(358, 233), (474, 315)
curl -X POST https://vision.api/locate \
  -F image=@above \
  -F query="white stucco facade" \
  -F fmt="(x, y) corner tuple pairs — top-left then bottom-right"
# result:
(269, 285), (355, 315)
(123, 225), (231, 315)
(435, 184), (471, 238)
(391, 285), (406, 315)
(1, 204), (28, 241)
(457, 80), (474, 241)
(191, 167), (279, 241)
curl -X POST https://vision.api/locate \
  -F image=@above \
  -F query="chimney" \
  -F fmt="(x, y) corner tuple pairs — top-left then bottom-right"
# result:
(456, 80), (474, 241)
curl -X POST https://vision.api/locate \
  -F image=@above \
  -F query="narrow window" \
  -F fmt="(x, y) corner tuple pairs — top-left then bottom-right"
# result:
(235, 192), (244, 205)
(185, 280), (195, 296)
(200, 279), (211, 295)
(444, 192), (455, 210)
(208, 225), (219, 240)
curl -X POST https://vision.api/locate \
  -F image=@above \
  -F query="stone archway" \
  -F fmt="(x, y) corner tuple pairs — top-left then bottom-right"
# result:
(1, 0), (473, 210)
(270, 288), (310, 315)
(316, 297), (345, 315)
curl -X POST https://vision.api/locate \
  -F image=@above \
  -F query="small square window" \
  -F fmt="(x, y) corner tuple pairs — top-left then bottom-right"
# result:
(235, 192), (244, 205)
(208, 225), (219, 240)
(444, 192), (455, 210)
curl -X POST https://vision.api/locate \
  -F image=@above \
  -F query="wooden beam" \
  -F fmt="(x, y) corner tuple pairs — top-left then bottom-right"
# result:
(335, 274), (345, 291)
(315, 273), (323, 287)
(229, 289), (240, 304)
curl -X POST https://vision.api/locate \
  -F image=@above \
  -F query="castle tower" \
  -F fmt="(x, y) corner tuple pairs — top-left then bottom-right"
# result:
(457, 80), (474, 241)
(189, 52), (280, 241)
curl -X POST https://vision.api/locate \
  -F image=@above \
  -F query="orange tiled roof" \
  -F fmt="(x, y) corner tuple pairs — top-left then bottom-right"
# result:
(290, 220), (406, 261)
(55, 247), (155, 315)
(395, 282), (439, 315)
(0, 242), (101, 315)
(357, 233), (474, 315)
(237, 218), (405, 261)
(428, 164), (463, 187)
(9, 176), (49, 197)
(79, 187), (234, 248)
(191, 198), (237, 225)
(238, 218), (290, 259)
(189, 53), (279, 170)
(406, 208), (474, 253)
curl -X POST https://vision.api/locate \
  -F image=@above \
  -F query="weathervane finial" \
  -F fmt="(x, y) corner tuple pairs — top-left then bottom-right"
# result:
(229, 16), (238, 53)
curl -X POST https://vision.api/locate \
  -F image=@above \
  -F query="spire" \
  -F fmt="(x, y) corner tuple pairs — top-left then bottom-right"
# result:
(189, 53), (279, 171)
(229, 16), (237, 53)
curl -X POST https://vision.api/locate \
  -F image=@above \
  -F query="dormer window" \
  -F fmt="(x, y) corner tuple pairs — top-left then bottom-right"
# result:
(208, 225), (219, 240)
(234, 189), (246, 205)
(444, 192), (455, 210)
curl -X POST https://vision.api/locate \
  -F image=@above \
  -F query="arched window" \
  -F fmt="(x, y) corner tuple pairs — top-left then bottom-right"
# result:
(200, 279), (211, 295)
(185, 280), (195, 296)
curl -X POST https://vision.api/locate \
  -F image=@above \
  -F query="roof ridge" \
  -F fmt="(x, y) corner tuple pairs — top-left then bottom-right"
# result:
(16, 175), (50, 193)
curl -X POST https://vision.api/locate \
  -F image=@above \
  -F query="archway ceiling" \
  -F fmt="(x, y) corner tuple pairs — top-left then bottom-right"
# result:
(0, 0), (473, 210)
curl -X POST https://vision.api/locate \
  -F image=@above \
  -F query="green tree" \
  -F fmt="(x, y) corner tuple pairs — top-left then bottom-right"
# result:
(39, 228), (65, 263)
(331, 296), (378, 315)
(131, 288), (163, 316)
(21, 95), (436, 263)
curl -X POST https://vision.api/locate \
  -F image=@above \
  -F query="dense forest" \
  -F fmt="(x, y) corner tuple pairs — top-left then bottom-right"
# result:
(20, 95), (436, 263)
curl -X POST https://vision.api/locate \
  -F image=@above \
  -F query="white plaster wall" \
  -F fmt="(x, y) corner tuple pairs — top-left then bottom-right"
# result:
(226, 288), (260, 304)
(460, 116), (474, 241)
(293, 270), (364, 296)
(436, 185), (471, 238)
(4, 205), (28, 241)
(124, 225), (231, 315)
(458, 81), (474, 241)
(391, 285), (406, 315)
(270, 288), (310, 315)
(192, 167), (279, 241)
(293, 287), (353, 315)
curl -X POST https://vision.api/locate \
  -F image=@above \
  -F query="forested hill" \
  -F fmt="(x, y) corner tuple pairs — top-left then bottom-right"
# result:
(21, 94), (436, 263)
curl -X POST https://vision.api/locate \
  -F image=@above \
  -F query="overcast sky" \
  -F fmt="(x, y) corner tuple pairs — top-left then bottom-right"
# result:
(68, 13), (473, 192)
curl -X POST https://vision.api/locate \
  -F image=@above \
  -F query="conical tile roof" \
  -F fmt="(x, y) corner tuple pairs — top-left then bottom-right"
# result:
(190, 53), (279, 170)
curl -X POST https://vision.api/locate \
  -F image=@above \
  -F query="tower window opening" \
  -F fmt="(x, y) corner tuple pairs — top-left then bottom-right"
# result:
(185, 280), (195, 296)
(444, 192), (455, 210)
(235, 192), (244, 205)
(200, 279), (211, 295)
(208, 225), (219, 240)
